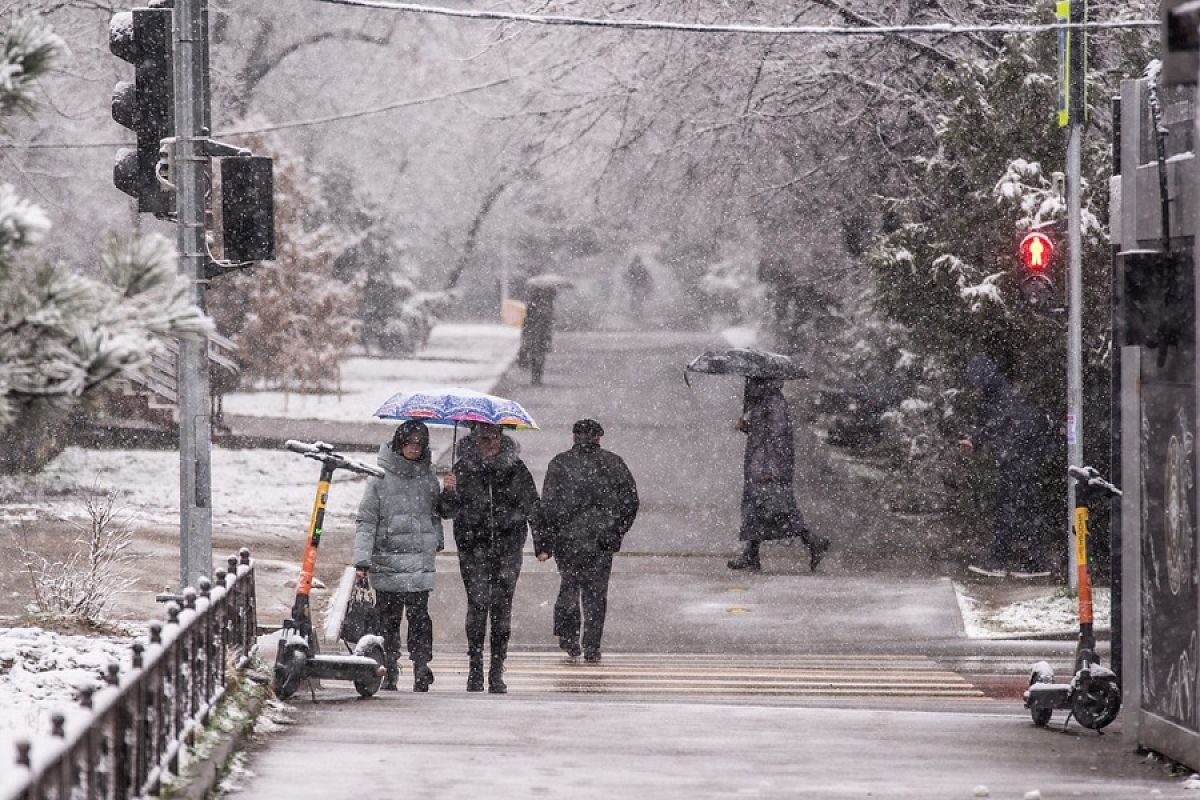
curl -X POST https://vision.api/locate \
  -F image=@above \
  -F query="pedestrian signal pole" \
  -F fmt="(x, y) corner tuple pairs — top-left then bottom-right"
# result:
(1058, 0), (1086, 589)
(174, 0), (212, 590)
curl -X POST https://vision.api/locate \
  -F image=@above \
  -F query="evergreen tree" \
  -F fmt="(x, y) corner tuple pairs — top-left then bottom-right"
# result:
(0, 17), (210, 474)
(863, 15), (1153, 556)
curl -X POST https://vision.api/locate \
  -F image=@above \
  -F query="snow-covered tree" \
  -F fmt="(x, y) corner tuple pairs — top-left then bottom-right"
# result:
(864, 10), (1153, 555)
(206, 127), (359, 392)
(0, 16), (211, 474)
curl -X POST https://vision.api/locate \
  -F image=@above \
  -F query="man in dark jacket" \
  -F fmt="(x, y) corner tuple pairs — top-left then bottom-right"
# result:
(959, 355), (1054, 577)
(535, 418), (639, 663)
(444, 423), (540, 693)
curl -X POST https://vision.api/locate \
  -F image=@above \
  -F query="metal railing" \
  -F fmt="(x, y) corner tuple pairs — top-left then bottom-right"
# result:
(2, 548), (258, 800)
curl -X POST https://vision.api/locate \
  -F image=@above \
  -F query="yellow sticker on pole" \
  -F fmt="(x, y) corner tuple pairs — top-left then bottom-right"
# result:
(1057, 1), (1070, 127)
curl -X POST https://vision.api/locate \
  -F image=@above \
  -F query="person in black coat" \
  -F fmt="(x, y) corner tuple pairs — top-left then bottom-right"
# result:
(728, 377), (830, 572)
(444, 423), (539, 693)
(535, 418), (639, 663)
(958, 355), (1055, 577)
(519, 287), (556, 385)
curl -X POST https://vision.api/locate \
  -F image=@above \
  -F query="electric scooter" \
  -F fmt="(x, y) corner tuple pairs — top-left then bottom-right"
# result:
(273, 440), (388, 701)
(1023, 465), (1123, 730)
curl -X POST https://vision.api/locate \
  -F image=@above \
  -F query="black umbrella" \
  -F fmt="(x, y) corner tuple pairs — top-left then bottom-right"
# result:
(684, 348), (809, 385)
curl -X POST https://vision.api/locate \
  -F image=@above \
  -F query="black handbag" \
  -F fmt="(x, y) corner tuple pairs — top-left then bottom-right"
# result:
(339, 574), (379, 646)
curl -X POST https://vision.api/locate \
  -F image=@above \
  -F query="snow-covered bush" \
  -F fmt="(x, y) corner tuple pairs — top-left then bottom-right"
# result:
(18, 488), (137, 623)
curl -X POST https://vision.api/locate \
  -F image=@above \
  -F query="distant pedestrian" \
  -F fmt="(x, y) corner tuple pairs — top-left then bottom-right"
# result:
(728, 377), (830, 572)
(519, 287), (557, 385)
(958, 355), (1054, 578)
(444, 422), (540, 693)
(354, 420), (456, 692)
(535, 418), (639, 663)
(625, 255), (654, 316)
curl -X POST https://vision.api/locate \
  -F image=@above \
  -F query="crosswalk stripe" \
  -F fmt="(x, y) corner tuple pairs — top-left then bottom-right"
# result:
(421, 652), (985, 698)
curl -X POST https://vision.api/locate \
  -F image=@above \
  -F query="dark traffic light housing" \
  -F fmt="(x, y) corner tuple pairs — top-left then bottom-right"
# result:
(221, 157), (276, 262)
(110, 5), (175, 216)
(1163, 0), (1200, 85)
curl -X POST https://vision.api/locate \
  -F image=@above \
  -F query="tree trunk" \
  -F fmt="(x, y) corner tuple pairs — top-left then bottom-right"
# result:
(0, 398), (72, 475)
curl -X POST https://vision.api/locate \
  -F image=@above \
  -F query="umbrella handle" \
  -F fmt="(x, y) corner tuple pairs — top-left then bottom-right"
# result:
(452, 421), (459, 464)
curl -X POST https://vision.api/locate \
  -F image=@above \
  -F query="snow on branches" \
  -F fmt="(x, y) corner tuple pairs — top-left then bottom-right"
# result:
(0, 12), (210, 473)
(0, 18), (64, 120)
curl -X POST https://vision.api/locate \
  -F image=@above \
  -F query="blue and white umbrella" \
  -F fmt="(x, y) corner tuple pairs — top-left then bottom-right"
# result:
(374, 387), (539, 430)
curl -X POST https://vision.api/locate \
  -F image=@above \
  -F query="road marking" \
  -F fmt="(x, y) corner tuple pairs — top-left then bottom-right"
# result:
(424, 652), (985, 698)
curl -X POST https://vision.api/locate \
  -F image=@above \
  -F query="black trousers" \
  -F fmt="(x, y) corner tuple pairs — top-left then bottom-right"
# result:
(553, 550), (614, 657)
(457, 542), (523, 661)
(375, 590), (432, 666)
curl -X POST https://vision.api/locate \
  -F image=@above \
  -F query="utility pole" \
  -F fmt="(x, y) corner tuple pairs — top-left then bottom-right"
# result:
(1058, 0), (1086, 590)
(173, 0), (212, 589)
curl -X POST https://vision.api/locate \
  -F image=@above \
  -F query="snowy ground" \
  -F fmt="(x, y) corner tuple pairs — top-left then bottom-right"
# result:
(955, 582), (1111, 639)
(222, 323), (520, 423)
(0, 626), (137, 778)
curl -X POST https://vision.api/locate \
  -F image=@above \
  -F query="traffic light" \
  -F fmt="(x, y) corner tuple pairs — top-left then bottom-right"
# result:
(1017, 231), (1058, 311)
(1163, 0), (1200, 85)
(221, 157), (276, 262)
(110, 6), (175, 215)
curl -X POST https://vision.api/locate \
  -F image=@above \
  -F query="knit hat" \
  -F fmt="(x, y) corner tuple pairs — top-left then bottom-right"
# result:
(391, 419), (430, 452)
(572, 418), (604, 438)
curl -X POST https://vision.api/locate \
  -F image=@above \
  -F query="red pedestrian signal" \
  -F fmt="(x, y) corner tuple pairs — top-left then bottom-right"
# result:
(1019, 232), (1054, 271)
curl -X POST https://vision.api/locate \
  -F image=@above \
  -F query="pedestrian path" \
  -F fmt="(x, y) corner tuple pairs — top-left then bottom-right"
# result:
(418, 651), (984, 698)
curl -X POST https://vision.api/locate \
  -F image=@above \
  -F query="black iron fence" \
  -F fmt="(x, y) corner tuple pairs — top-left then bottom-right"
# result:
(1, 549), (259, 800)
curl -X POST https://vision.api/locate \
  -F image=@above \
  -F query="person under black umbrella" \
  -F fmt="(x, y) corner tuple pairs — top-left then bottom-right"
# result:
(728, 377), (831, 572)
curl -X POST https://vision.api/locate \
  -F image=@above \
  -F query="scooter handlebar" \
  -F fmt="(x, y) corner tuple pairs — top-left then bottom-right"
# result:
(1069, 465), (1122, 498)
(285, 439), (333, 455)
(284, 440), (384, 478)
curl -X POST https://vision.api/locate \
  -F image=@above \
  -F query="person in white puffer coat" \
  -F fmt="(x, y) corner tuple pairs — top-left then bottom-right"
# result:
(354, 420), (456, 692)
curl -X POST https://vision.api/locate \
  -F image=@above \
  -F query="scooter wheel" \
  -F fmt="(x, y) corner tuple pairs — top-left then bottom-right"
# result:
(1030, 707), (1053, 727)
(1073, 676), (1121, 730)
(355, 640), (386, 698)
(274, 647), (307, 701)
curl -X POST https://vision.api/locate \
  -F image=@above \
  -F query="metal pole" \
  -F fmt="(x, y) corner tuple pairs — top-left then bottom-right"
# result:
(1064, 0), (1086, 590)
(173, 0), (212, 589)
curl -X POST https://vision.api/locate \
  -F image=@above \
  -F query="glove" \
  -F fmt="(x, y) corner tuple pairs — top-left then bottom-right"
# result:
(598, 530), (622, 553)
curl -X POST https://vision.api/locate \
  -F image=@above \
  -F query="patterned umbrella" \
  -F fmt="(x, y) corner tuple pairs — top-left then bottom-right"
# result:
(373, 387), (539, 430)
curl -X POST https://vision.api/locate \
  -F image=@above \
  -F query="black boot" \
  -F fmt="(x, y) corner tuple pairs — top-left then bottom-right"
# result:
(382, 659), (400, 691)
(807, 534), (831, 572)
(488, 660), (507, 694)
(727, 542), (761, 572)
(466, 652), (484, 692)
(413, 661), (434, 693)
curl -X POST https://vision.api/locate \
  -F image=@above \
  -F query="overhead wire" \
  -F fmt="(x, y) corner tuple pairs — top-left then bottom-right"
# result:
(1, 3), (1159, 152)
(307, 0), (1156, 37)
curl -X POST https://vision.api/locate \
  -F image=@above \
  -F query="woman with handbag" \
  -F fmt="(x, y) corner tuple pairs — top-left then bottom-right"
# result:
(727, 377), (831, 573)
(354, 420), (456, 692)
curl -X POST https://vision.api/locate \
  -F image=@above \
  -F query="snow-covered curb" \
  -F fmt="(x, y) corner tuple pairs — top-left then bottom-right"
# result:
(953, 582), (1111, 639)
